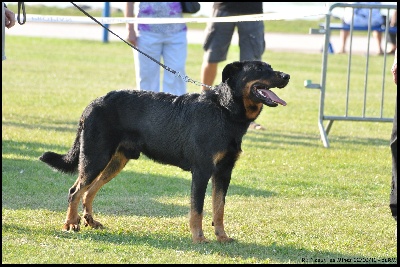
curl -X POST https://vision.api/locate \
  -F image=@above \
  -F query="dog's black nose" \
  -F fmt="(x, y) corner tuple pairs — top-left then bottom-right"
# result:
(281, 73), (290, 80)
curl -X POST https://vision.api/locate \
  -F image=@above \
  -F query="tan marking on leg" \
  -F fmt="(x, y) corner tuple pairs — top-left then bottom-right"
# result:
(63, 178), (87, 231)
(213, 151), (226, 166)
(82, 151), (129, 229)
(189, 209), (208, 243)
(212, 177), (234, 243)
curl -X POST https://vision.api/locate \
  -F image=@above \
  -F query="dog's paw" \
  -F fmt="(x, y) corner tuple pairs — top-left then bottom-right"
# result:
(83, 214), (104, 229)
(62, 216), (81, 232)
(62, 222), (81, 232)
(217, 236), (234, 243)
(192, 236), (210, 244)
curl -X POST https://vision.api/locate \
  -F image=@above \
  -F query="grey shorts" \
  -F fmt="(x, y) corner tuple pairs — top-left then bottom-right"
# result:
(203, 9), (265, 63)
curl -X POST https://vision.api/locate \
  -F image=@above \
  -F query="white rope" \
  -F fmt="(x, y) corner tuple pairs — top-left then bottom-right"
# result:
(21, 12), (329, 25)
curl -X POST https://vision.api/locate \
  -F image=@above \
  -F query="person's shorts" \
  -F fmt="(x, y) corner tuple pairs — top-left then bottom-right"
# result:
(203, 9), (265, 63)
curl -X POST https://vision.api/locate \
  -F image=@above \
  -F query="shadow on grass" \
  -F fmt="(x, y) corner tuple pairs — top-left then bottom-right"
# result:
(4, 223), (394, 264)
(2, 155), (276, 217)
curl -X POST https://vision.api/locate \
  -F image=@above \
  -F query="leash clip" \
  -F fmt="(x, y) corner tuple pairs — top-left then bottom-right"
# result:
(175, 72), (215, 90)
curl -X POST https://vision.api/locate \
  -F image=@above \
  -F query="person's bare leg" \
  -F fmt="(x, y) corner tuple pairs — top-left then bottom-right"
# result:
(373, 31), (384, 54)
(201, 62), (218, 91)
(339, 30), (349, 53)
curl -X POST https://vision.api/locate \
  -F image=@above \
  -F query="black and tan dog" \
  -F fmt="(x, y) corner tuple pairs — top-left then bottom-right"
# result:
(39, 60), (290, 243)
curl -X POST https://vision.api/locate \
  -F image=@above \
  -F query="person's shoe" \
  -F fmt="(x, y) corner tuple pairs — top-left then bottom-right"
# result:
(248, 122), (265, 130)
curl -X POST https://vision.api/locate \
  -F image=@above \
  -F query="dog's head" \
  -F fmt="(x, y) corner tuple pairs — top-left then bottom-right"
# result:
(213, 61), (290, 122)
(222, 61), (289, 108)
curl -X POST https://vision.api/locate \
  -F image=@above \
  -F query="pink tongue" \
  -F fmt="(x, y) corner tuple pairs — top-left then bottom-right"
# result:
(262, 89), (287, 106)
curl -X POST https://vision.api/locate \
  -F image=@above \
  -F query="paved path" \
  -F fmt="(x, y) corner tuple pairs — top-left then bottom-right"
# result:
(5, 22), (376, 54)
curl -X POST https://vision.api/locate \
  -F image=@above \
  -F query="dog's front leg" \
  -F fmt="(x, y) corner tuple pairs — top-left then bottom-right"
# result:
(212, 170), (234, 243)
(189, 210), (207, 243)
(189, 169), (211, 243)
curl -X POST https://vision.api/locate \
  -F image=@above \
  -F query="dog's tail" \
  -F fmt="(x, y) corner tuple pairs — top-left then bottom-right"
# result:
(39, 122), (82, 174)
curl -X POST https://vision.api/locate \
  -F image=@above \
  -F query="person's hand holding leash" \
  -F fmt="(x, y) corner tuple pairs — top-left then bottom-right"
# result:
(126, 27), (137, 47)
(4, 5), (16, 29)
(125, 2), (137, 47)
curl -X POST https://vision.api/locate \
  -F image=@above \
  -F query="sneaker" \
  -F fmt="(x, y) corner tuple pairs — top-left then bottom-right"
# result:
(248, 122), (265, 130)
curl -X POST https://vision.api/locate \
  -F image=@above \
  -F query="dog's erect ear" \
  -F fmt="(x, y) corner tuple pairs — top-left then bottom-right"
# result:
(222, 61), (244, 83)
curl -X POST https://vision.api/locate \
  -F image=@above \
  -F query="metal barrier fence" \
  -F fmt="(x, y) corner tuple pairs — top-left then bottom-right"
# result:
(306, 2), (397, 148)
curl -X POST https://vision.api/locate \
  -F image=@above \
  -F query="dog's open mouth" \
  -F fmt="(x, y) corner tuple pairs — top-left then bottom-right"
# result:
(252, 84), (287, 107)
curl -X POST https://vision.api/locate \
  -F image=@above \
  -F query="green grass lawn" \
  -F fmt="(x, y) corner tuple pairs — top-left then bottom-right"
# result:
(2, 31), (397, 264)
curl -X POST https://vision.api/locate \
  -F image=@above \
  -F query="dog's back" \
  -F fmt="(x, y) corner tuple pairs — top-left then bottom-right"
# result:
(85, 89), (248, 171)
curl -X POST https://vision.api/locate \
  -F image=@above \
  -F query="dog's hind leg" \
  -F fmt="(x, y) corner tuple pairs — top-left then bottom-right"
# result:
(63, 139), (121, 231)
(63, 150), (128, 231)
(82, 150), (129, 229)
(63, 177), (90, 231)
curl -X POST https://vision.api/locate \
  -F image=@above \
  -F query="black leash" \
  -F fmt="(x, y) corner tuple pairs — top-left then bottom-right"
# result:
(17, 2), (26, 25)
(70, 2), (213, 90)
